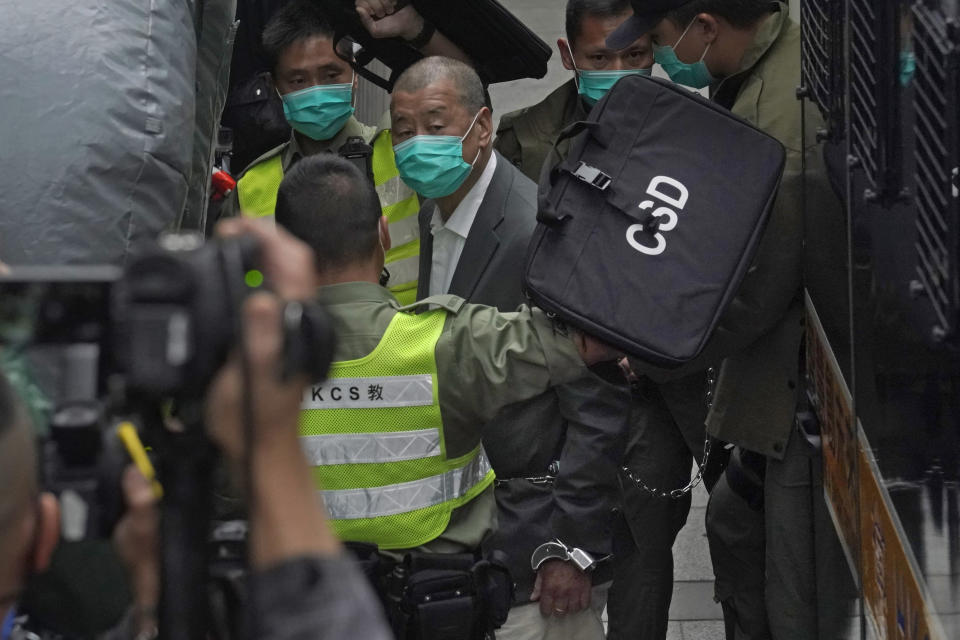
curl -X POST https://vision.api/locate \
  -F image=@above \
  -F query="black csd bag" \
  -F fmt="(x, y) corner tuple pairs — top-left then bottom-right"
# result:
(524, 74), (786, 367)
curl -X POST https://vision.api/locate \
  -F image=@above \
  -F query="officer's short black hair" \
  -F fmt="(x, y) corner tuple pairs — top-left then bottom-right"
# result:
(276, 155), (382, 272)
(565, 0), (633, 46)
(262, 0), (354, 75)
(666, 0), (774, 29)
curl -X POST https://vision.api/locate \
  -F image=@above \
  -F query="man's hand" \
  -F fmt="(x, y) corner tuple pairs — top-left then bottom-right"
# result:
(530, 559), (592, 618)
(205, 293), (308, 462)
(574, 331), (623, 366)
(356, 0), (424, 41)
(114, 466), (160, 635)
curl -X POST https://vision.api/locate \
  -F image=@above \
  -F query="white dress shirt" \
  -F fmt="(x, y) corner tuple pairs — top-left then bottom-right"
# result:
(427, 153), (499, 297)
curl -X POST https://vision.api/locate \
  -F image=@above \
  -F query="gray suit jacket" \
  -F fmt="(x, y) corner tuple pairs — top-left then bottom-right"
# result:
(416, 153), (538, 309)
(416, 152), (629, 601)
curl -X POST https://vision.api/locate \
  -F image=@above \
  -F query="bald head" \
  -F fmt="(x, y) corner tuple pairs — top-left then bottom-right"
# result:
(393, 56), (488, 115)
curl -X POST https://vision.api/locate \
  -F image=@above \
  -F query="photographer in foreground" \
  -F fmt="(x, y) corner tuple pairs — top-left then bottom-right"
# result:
(2, 220), (393, 640)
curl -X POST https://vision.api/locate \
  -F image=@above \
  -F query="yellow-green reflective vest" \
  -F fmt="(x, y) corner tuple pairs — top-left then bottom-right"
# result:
(235, 130), (421, 304)
(371, 130), (421, 305)
(298, 307), (494, 549)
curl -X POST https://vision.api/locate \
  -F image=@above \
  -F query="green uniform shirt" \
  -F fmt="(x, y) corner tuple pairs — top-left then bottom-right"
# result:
(494, 79), (586, 184)
(219, 116), (376, 219)
(316, 281), (587, 554)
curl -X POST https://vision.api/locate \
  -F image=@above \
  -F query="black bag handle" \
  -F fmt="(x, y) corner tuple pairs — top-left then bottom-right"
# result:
(537, 120), (605, 225)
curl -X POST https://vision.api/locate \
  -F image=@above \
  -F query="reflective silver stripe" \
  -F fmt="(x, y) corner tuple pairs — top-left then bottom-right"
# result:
(376, 174), (416, 208)
(321, 450), (493, 520)
(302, 374), (433, 410)
(300, 428), (441, 465)
(385, 254), (420, 286)
(387, 213), (420, 247)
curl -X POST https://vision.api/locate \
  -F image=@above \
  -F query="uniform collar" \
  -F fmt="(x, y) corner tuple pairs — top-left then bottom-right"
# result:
(711, 3), (787, 103)
(565, 78), (590, 122)
(281, 116), (370, 171)
(315, 281), (400, 307)
(723, 3), (787, 81)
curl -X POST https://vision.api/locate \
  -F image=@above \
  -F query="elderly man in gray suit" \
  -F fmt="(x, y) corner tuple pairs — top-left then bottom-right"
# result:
(390, 56), (630, 640)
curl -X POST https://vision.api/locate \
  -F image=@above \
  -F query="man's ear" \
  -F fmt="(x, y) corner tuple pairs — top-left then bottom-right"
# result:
(697, 13), (720, 44)
(476, 106), (494, 148)
(557, 38), (575, 70)
(32, 493), (60, 574)
(379, 215), (392, 253)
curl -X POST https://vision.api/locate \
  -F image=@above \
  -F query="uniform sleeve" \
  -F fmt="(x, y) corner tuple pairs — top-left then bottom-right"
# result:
(435, 304), (585, 430)
(548, 367), (631, 555)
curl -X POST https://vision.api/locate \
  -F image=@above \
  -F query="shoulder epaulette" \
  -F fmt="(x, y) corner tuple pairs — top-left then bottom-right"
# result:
(397, 294), (466, 315)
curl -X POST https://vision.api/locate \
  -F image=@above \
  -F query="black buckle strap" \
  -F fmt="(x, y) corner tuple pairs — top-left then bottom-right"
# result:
(571, 161), (612, 191)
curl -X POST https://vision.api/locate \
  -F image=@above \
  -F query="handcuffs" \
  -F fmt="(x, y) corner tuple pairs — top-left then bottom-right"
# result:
(530, 539), (597, 573)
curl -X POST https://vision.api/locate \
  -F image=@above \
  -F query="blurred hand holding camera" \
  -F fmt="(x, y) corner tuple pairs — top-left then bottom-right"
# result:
(206, 219), (340, 569)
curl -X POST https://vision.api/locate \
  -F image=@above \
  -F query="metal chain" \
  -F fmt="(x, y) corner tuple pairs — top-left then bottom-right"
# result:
(621, 432), (712, 499)
(620, 367), (717, 499)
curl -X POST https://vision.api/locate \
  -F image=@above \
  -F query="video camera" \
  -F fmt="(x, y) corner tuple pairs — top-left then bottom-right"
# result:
(2, 233), (336, 639)
(0, 233), (334, 538)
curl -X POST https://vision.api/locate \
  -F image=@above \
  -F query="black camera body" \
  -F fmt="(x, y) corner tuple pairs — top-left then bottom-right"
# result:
(8, 233), (337, 638)
(2, 232), (336, 537)
(118, 233), (333, 398)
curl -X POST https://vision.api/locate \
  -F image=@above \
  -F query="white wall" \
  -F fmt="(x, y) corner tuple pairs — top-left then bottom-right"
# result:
(357, 0), (805, 129)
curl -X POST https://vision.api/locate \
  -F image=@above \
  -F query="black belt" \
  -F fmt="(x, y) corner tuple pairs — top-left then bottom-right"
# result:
(344, 543), (514, 640)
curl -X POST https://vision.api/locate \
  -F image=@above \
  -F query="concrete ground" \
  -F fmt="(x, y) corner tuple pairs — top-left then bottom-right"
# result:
(664, 479), (724, 640)
(486, 2), (725, 635)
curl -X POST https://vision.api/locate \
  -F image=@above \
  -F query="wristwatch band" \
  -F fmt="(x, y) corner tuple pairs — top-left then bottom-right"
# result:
(530, 539), (597, 572)
(405, 19), (436, 49)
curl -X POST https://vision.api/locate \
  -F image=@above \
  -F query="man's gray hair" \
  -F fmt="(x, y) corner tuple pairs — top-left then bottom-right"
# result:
(393, 56), (489, 114)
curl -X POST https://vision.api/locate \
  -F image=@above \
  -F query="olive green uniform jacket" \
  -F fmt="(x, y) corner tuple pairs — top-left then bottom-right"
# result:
(495, 79), (585, 185)
(316, 281), (589, 555)
(218, 117), (376, 220)
(639, 4), (830, 459)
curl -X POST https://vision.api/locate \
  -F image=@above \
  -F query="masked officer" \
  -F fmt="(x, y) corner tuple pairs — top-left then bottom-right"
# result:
(494, 5), (696, 640)
(274, 153), (619, 640)
(495, 0), (654, 183)
(218, 0), (423, 303)
(609, 1), (843, 638)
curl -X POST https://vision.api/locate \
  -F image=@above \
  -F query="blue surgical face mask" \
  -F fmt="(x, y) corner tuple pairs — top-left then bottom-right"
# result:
(280, 76), (355, 141)
(578, 69), (652, 105)
(654, 19), (715, 89)
(565, 41), (651, 106)
(393, 111), (483, 199)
